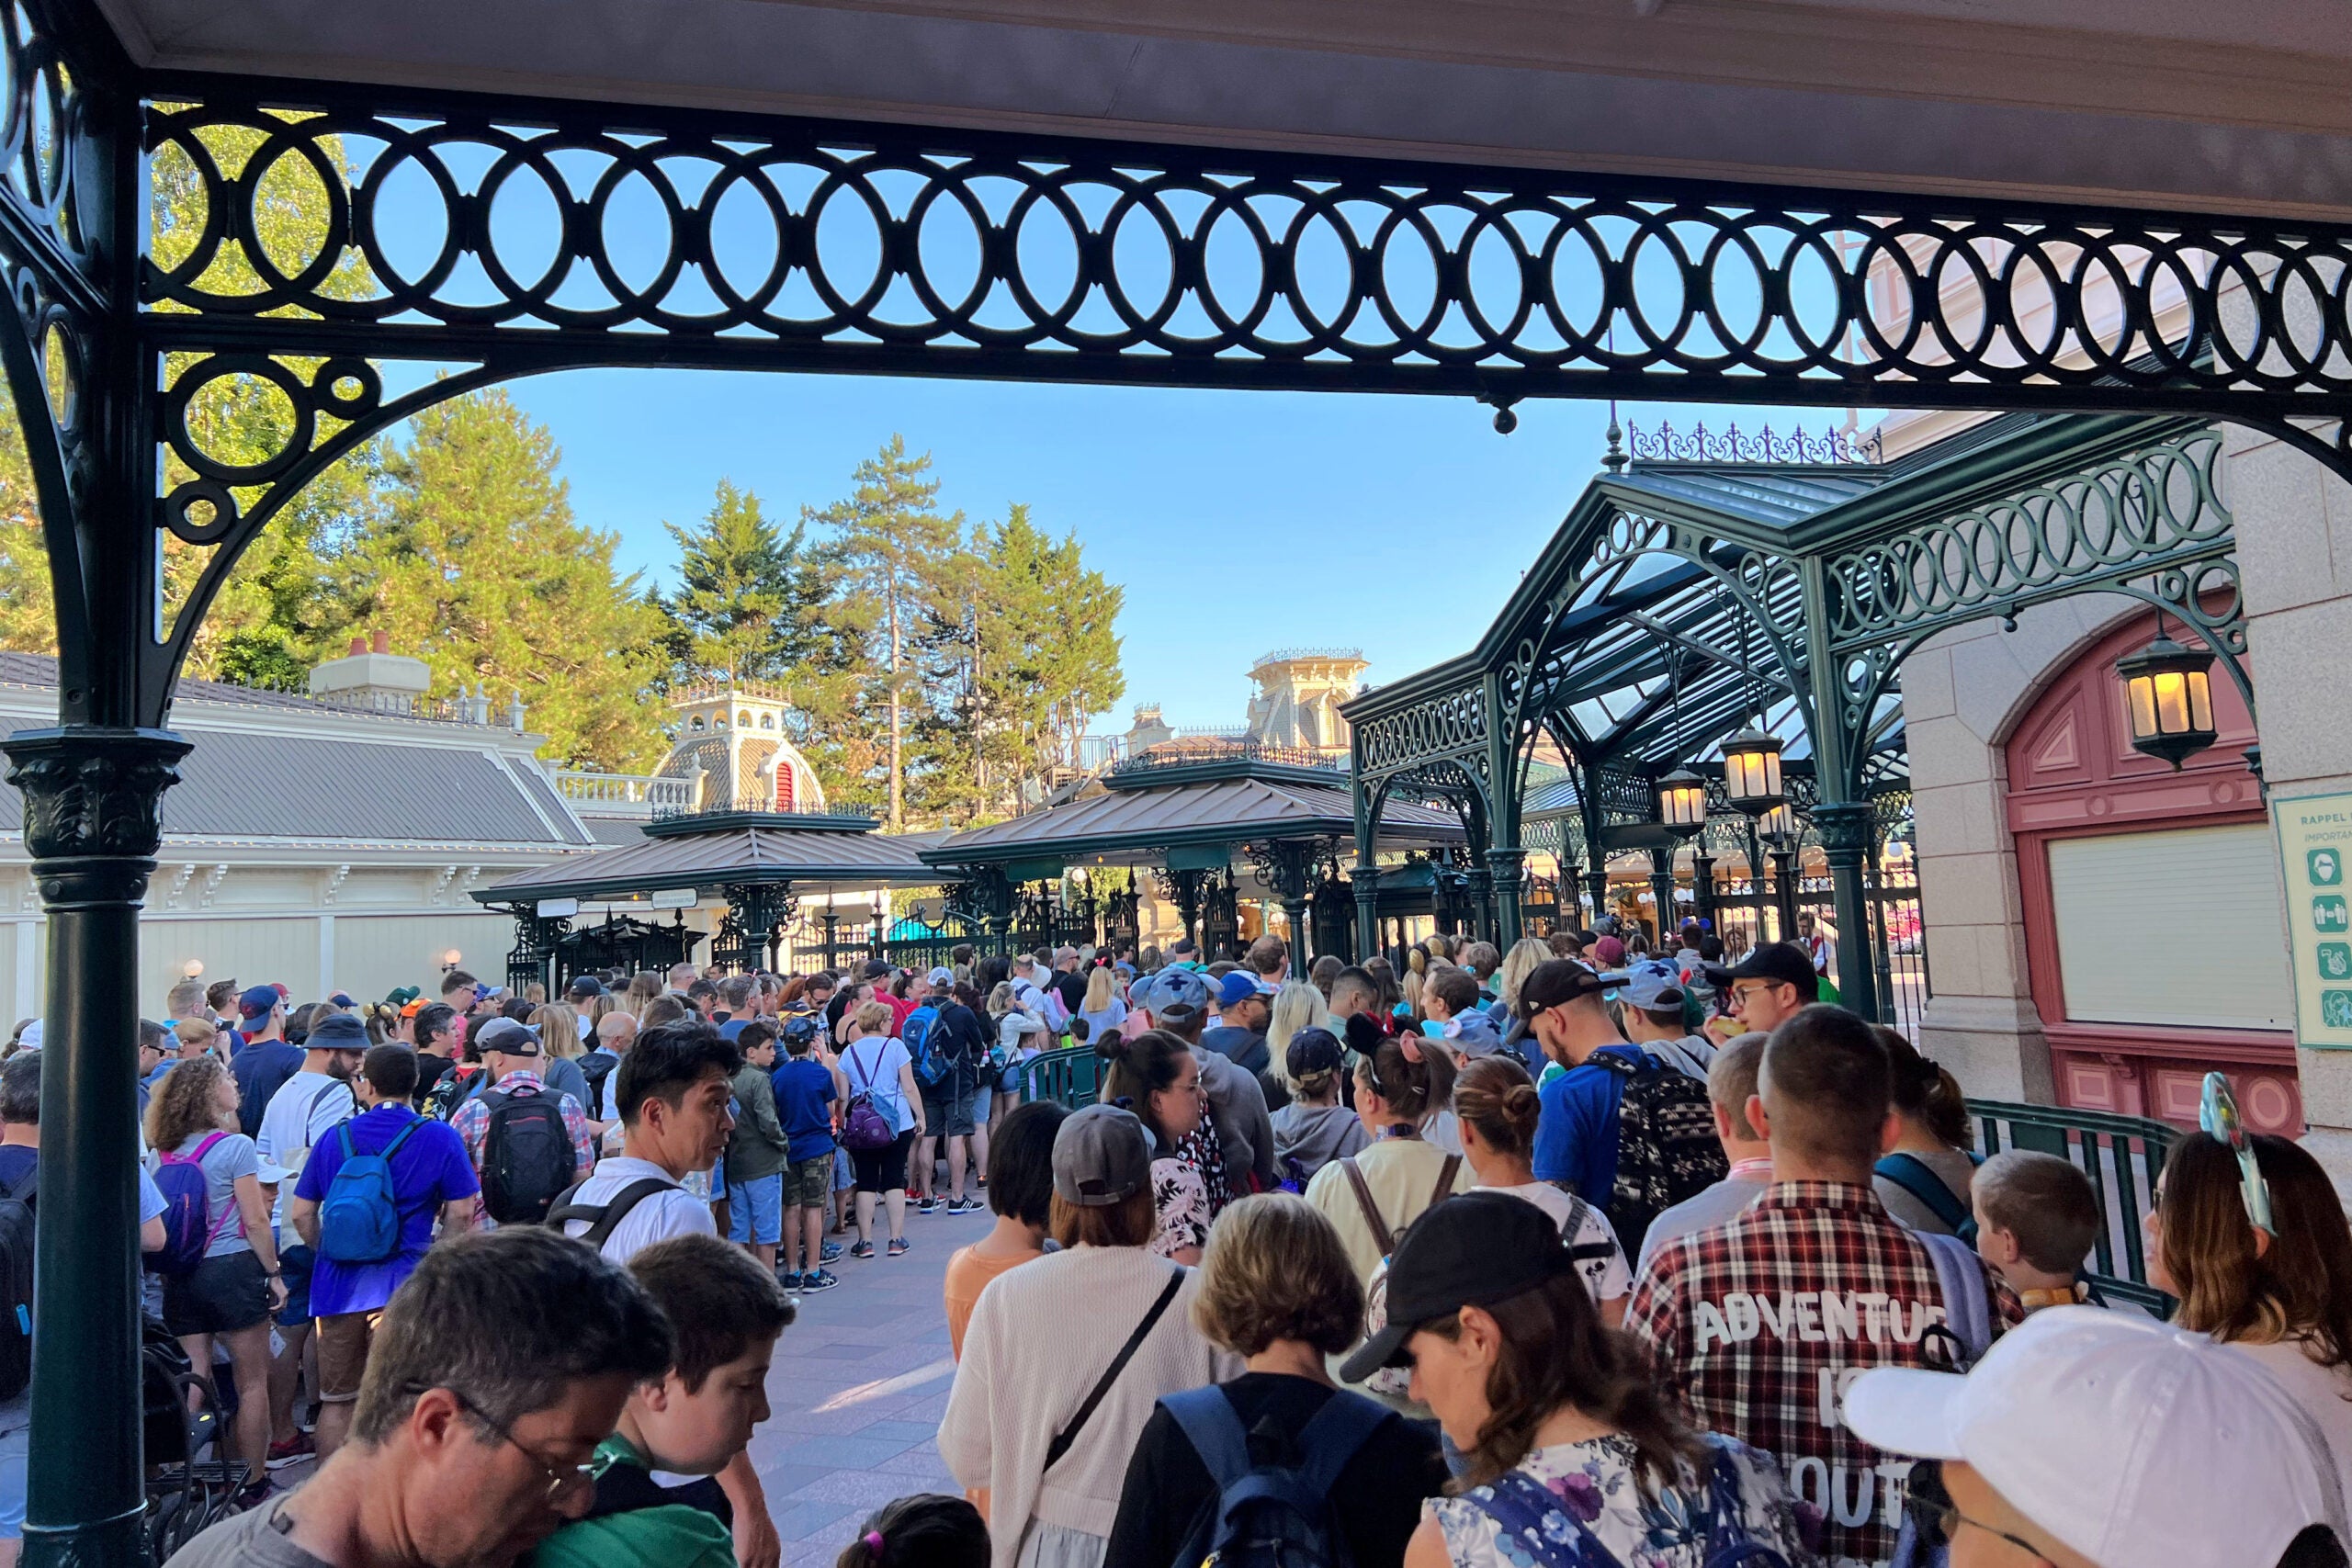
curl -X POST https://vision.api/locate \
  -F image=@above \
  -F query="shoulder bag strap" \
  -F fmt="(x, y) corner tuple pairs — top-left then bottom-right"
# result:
(1874, 1152), (1972, 1234)
(1159, 1386), (1252, 1487)
(846, 1043), (876, 1094)
(1471, 1472), (1632, 1568)
(1045, 1268), (1183, 1471)
(1430, 1154), (1463, 1210)
(1338, 1156), (1395, 1258)
(379, 1117), (424, 1163)
(547, 1177), (676, 1247)
(1289, 1390), (1395, 1497)
(1559, 1190), (1619, 1264)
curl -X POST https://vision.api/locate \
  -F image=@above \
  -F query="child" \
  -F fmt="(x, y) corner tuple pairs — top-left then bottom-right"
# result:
(1268, 1027), (1365, 1188)
(1419, 966), (1502, 1055)
(836, 1495), (988, 1568)
(531, 1234), (795, 1568)
(773, 1016), (842, 1292)
(1972, 1148), (2103, 1312)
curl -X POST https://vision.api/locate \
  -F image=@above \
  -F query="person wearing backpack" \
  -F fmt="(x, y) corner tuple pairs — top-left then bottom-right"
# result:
(1102, 1193), (1445, 1568)
(145, 1056), (288, 1512)
(1624, 1005), (2019, 1568)
(902, 981), (951, 1215)
(1870, 1029), (1981, 1240)
(447, 1018), (596, 1225)
(837, 1001), (924, 1259)
(1352, 1194), (1812, 1568)
(286, 1044), (479, 1462)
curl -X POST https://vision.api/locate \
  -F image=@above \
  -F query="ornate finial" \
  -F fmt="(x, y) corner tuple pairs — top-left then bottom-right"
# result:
(1603, 400), (1626, 472)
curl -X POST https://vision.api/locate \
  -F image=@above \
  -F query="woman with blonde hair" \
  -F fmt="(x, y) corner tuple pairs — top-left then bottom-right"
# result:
(1264, 980), (1334, 1097)
(840, 998), (924, 1258)
(1076, 964), (1127, 1045)
(1492, 939), (1551, 1021)
(1104, 1194), (1445, 1568)
(526, 1002), (598, 1121)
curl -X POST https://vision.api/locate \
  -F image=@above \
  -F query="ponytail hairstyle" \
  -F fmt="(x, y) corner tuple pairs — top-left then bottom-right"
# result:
(1098, 1028), (1194, 1145)
(1453, 1054), (1543, 1160)
(1873, 1025), (1970, 1149)
(1347, 1012), (1455, 1125)
(834, 1495), (987, 1568)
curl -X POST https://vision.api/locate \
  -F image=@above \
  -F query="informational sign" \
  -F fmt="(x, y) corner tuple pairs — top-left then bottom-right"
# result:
(535, 897), (580, 919)
(648, 887), (699, 909)
(2273, 788), (2352, 1046)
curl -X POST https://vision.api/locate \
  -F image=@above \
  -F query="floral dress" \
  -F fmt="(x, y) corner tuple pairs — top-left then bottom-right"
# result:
(1148, 1154), (1210, 1259)
(1427, 1434), (1815, 1568)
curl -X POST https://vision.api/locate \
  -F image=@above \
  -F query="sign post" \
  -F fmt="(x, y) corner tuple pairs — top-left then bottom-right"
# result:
(2274, 788), (2352, 1045)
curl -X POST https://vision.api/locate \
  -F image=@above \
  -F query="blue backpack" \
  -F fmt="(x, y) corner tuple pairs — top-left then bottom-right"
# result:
(1159, 1384), (1391, 1568)
(903, 1005), (946, 1089)
(317, 1119), (424, 1264)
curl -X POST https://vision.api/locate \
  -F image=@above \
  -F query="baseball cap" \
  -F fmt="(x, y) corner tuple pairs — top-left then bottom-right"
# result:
(1338, 1191), (1577, 1383)
(327, 992), (356, 1010)
(1284, 1026), (1344, 1082)
(1843, 1307), (2346, 1568)
(781, 1016), (822, 1050)
(1215, 970), (1270, 1009)
(1613, 958), (1688, 1013)
(1051, 1104), (1153, 1207)
(1514, 958), (1628, 1020)
(1170, 938), (1199, 957)
(237, 985), (281, 1021)
(1136, 966), (1211, 1025)
(472, 1017), (539, 1056)
(1703, 941), (1818, 998)
(567, 975), (604, 1000)
(383, 986), (421, 1010)
(862, 958), (891, 980)
(307, 1011), (368, 1050)
(399, 999), (427, 1020)
(14, 1021), (37, 1052)
(1590, 935), (1627, 967)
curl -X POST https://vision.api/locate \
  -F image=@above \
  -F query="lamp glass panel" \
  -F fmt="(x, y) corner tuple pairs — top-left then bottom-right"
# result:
(2188, 669), (2214, 732)
(2154, 671), (2188, 733)
(2127, 676), (2158, 740)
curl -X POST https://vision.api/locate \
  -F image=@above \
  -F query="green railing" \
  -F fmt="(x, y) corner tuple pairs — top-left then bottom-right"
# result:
(1023, 1046), (1104, 1110)
(1966, 1098), (2176, 1314)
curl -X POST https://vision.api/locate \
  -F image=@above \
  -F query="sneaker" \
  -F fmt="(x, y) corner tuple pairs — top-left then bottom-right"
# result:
(976, 1175), (988, 1188)
(779, 1269), (804, 1292)
(800, 1269), (840, 1292)
(850, 1240), (876, 1260)
(957, 1197), (985, 1213)
(265, 1433), (313, 1471)
(916, 1198), (937, 1215)
(820, 1241), (843, 1263)
(887, 1236), (910, 1258)
(234, 1480), (275, 1512)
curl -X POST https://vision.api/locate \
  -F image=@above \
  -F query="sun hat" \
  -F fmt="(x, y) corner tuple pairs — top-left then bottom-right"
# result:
(1338, 1191), (1576, 1383)
(1051, 1103), (1154, 1207)
(1842, 1306), (2347, 1568)
(307, 1011), (368, 1050)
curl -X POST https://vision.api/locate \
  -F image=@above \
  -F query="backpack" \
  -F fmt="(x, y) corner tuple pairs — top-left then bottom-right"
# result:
(1467, 1444), (1791, 1568)
(316, 1118), (425, 1264)
(578, 1051), (618, 1122)
(150, 1133), (241, 1278)
(840, 1043), (897, 1152)
(478, 1085), (579, 1224)
(1340, 1153), (1460, 1401)
(903, 1006), (946, 1090)
(0, 1166), (35, 1400)
(1160, 1385), (1391, 1568)
(1914, 1228), (1995, 1370)
(1875, 1151), (1984, 1245)
(426, 1065), (478, 1123)
(548, 1176), (677, 1249)
(1593, 1054), (1728, 1263)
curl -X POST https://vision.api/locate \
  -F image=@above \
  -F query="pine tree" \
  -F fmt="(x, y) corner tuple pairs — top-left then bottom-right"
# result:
(661, 479), (832, 684)
(351, 388), (667, 769)
(808, 436), (964, 829)
(971, 503), (1125, 806)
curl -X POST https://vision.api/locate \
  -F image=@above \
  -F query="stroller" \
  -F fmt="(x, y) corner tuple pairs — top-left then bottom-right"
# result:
(141, 1316), (243, 1560)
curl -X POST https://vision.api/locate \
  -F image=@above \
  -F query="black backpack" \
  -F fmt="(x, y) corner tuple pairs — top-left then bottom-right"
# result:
(1594, 1054), (1728, 1261)
(547, 1176), (675, 1249)
(478, 1085), (579, 1224)
(1160, 1385), (1389, 1568)
(0, 1166), (35, 1400)
(578, 1052), (618, 1122)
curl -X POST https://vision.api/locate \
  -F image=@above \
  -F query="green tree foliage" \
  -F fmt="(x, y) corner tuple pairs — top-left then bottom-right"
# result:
(349, 389), (667, 770)
(806, 435), (965, 829)
(660, 479), (833, 684)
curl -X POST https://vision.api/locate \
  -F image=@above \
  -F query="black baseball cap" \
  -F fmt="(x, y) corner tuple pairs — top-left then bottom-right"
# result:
(1514, 958), (1628, 1021)
(1702, 941), (1820, 999)
(1338, 1191), (1577, 1383)
(1284, 1026), (1345, 1081)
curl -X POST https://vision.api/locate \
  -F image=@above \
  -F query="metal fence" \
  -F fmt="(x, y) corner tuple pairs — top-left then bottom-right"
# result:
(1023, 1046), (1103, 1109)
(1966, 1098), (2175, 1314)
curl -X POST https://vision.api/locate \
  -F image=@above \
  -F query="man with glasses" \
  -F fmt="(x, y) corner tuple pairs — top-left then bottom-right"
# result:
(1704, 941), (1818, 1038)
(164, 1226), (672, 1568)
(1517, 958), (1636, 1204)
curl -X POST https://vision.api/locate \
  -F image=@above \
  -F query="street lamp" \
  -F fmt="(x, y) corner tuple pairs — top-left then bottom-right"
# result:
(1720, 728), (1785, 816)
(179, 959), (203, 979)
(2116, 623), (2217, 771)
(1655, 767), (1709, 840)
(1758, 803), (1801, 845)
(440, 948), (463, 973)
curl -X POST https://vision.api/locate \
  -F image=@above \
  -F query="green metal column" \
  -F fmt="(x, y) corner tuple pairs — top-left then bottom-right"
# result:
(1813, 804), (1882, 1021)
(1690, 851), (1719, 933)
(1351, 863), (1381, 967)
(1486, 848), (1526, 951)
(1647, 857), (1679, 947)
(6, 729), (190, 1568)
(1464, 863), (1497, 944)
(1796, 554), (1882, 1021)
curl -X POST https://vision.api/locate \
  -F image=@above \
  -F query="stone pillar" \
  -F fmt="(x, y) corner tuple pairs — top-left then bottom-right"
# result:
(1813, 802), (1882, 1021)
(5, 728), (189, 1568)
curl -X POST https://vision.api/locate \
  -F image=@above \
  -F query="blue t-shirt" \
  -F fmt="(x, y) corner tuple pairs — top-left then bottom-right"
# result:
(1531, 1043), (1645, 1201)
(292, 1104), (480, 1317)
(0, 1145), (35, 1192)
(772, 1056), (837, 1164)
(231, 1040), (306, 1139)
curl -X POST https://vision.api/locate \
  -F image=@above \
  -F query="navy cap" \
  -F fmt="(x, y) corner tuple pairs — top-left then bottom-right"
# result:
(238, 985), (281, 1021)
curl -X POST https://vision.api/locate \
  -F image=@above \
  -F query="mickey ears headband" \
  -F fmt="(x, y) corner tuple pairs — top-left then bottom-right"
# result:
(2200, 1071), (2276, 1238)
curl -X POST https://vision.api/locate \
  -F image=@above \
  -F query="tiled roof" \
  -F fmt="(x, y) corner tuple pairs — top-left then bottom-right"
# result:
(480, 819), (944, 900)
(930, 773), (1464, 864)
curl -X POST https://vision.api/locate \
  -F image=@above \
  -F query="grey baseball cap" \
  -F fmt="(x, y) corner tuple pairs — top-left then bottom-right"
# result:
(1135, 966), (1211, 1025)
(1051, 1104), (1154, 1206)
(472, 1017), (540, 1055)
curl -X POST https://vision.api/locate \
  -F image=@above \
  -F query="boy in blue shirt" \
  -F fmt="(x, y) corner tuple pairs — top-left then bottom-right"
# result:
(770, 1017), (840, 1292)
(1517, 959), (1640, 1202)
(288, 1043), (480, 1460)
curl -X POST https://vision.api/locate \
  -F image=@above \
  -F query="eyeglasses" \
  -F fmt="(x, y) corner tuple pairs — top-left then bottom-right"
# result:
(413, 1386), (598, 1502)
(1903, 1461), (2045, 1559)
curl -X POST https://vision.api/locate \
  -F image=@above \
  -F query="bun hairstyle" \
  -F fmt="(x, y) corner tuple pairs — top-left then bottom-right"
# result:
(834, 1495), (987, 1568)
(1346, 1012), (1456, 1124)
(1453, 1055), (1543, 1159)
(1872, 1024), (1970, 1149)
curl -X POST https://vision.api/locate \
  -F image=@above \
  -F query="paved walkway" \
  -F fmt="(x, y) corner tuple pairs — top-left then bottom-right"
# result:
(754, 1204), (991, 1568)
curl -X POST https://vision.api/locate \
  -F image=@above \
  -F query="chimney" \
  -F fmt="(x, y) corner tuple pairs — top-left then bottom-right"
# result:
(310, 635), (433, 715)
(371, 628), (390, 655)
(346, 636), (366, 657)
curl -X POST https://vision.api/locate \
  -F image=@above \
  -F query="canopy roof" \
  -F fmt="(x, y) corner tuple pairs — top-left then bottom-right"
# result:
(473, 811), (946, 905)
(926, 756), (1464, 874)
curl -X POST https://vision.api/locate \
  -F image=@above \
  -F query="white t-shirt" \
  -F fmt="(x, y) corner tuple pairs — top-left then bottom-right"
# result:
(841, 1036), (915, 1134)
(557, 1155), (717, 1264)
(2232, 1337), (2352, 1506)
(254, 1068), (356, 1232)
(1486, 1179), (1634, 1305)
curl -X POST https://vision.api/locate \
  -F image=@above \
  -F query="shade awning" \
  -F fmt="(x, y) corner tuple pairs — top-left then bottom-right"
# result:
(474, 814), (948, 905)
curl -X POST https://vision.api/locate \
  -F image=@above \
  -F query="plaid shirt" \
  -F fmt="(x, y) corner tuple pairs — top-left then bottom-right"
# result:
(448, 1070), (598, 1186)
(1624, 1179), (2021, 1568)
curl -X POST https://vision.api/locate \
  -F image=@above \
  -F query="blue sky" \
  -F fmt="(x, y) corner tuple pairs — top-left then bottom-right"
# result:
(499, 369), (1858, 733)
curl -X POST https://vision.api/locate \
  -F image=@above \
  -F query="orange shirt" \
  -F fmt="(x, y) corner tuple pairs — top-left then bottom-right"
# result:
(944, 1241), (1044, 1359)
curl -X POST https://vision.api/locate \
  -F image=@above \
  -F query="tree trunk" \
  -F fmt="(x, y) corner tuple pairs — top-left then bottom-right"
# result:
(887, 559), (903, 831)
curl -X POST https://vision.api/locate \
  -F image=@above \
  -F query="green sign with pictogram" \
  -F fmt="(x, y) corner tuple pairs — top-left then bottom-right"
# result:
(2275, 789), (2352, 1047)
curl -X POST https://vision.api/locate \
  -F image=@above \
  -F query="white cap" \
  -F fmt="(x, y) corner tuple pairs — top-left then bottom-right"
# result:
(1843, 1306), (2346, 1568)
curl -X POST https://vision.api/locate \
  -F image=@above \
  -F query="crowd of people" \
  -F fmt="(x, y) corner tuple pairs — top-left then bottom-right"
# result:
(7, 914), (2323, 1568)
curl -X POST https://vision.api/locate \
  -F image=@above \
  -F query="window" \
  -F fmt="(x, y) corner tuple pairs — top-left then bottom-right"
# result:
(2047, 824), (2289, 1031)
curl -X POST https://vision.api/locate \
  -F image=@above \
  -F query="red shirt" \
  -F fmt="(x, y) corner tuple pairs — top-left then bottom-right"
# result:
(1624, 1179), (2021, 1568)
(885, 992), (921, 1035)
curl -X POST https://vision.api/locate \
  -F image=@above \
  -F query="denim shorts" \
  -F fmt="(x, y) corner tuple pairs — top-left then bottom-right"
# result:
(724, 1172), (784, 1245)
(0, 1388), (28, 1540)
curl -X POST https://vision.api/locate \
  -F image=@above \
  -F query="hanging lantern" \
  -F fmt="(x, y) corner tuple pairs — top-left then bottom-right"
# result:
(1721, 728), (1786, 816)
(1758, 802), (1800, 843)
(2116, 631), (2217, 771)
(1656, 767), (1710, 839)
